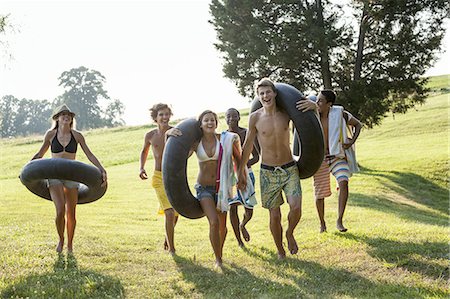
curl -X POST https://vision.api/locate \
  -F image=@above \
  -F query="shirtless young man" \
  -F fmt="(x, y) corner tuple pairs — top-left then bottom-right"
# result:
(225, 108), (260, 247)
(238, 78), (317, 259)
(313, 90), (362, 233)
(139, 103), (178, 254)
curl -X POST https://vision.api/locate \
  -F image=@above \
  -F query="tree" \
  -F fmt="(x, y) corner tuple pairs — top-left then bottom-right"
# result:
(210, 0), (449, 127)
(55, 66), (124, 130)
(0, 96), (52, 137)
(0, 95), (16, 137)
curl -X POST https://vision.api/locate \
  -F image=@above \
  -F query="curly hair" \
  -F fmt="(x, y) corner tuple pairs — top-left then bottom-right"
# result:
(149, 103), (172, 122)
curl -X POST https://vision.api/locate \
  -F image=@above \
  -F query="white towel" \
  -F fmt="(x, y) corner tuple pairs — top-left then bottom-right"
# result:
(328, 106), (359, 174)
(328, 106), (345, 158)
(216, 132), (238, 212)
(217, 131), (256, 212)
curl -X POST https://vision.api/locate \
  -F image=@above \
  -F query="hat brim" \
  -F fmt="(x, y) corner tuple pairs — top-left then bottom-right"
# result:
(52, 111), (76, 120)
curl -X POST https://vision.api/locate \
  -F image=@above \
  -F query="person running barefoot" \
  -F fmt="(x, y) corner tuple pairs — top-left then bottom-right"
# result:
(225, 108), (260, 247)
(140, 103), (179, 255)
(238, 78), (317, 259)
(168, 110), (244, 268)
(32, 104), (107, 253)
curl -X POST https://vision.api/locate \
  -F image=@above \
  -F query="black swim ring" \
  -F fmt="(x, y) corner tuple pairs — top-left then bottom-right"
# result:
(162, 118), (204, 219)
(251, 83), (325, 179)
(19, 158), (107, 204)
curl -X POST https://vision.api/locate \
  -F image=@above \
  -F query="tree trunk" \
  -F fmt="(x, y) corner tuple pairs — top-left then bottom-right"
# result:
(354, 3), (369, 81)
(316, 0), (332, 89)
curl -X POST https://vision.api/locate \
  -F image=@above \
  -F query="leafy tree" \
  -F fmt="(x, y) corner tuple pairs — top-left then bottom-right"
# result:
(55, 66), (124, 130)
(0, 95), (16, 137)
(210, 0), (449, 127)
(103, 99), (125, 127)
(0, 96), (52, 137)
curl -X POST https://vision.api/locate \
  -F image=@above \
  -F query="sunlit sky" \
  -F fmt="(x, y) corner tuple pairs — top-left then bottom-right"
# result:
(1, 0), (449, 126)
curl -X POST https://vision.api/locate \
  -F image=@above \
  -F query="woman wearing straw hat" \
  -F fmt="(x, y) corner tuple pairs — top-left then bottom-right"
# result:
(31, 104), (107, 253)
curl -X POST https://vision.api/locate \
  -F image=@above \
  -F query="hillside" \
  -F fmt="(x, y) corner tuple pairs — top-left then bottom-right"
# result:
(0, 76), (448, 298)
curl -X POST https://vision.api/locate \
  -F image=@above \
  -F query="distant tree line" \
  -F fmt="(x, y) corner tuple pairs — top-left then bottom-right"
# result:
(1, 66), (125, 138)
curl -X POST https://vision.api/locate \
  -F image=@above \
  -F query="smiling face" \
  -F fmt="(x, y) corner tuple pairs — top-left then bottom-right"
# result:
(225, 108), (240, 128)
(155, 108), (171, 127)
(257, 85), (277, 108)
(200, 112), (218, 134)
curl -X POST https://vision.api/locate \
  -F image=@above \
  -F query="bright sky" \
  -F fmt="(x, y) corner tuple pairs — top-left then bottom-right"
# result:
(1, 0), (449, 126)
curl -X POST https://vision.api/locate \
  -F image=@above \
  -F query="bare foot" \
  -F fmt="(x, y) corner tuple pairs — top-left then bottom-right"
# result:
(240, 223), (250, 242)
(286, 233), (298, 254)
(163, 239), (168, 251)
(320, 225), (327, 233)
(214, 260), (223, 269)
(67, 244), (73, 254)
(337, 221), (348, 232)
(278, 252), (286, 260)
(56, 241), (63, 253)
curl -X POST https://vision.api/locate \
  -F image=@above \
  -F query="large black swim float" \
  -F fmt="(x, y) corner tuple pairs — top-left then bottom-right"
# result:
(20, 158), (107, 204)
(162, 118), (204, 219)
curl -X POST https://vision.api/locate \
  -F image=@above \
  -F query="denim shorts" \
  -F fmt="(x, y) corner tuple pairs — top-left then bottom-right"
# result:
(194, 183), (217, 203)
(47, 179), (79, 189)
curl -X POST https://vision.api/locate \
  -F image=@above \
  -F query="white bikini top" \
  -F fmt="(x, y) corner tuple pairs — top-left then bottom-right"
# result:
(196, 138), (220, 162)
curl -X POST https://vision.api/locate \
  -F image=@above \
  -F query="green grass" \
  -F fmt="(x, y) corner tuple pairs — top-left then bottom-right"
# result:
(0, 78), (449, 298)
(426, 74), (450, 92)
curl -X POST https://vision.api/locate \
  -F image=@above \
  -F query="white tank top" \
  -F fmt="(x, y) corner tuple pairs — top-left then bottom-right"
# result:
(196, 138), (220, 162)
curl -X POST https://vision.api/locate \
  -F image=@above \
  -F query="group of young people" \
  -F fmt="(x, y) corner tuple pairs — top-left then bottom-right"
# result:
(138, 78), (362, 266)
(31, 78), (361, 268)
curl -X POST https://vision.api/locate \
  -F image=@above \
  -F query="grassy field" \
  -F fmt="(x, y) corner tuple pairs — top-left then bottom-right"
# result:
(0, 77), (448, 298)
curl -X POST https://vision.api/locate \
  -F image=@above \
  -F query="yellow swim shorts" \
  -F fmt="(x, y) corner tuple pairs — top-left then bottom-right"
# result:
(151, 170), (178, 216)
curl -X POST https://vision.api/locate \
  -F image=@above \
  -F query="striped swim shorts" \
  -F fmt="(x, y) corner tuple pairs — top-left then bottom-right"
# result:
(313, 156), (350, 199)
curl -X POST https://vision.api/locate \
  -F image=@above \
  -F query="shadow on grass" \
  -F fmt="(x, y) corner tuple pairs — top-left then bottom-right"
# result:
(173, 247), (447, 298)
(352, 192), (448, 227)
(1, 253), (124, 299)
(359, 166), (448, 215)
(339, 233), (449, 281)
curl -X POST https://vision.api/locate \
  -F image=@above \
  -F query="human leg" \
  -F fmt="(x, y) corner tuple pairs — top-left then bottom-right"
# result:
(48, 182), (66, 253)
(282, 165), (302, 254)
(199, 198), (222, 266)
(229, 204), (243, 247)
(337, 180), (349, 232)
(269, 207), (285, 259)
(315, 198), (326, 232)
(313, 160), (332, 232)
(240, 207), (253, 242)
(164, 208), (176, 254)
(218, 211), (227, 253)
(329, 158), (350, 232)
(286, 195), (301, 254)
(65, 187), (78, 253)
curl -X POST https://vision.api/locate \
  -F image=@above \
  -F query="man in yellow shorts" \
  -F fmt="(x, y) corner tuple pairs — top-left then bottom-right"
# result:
(139, 103), (178, 254)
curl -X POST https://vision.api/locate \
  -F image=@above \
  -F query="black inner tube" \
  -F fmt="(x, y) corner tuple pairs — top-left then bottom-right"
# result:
(162, 118), (204, 219)
(19, 158), (107, 204)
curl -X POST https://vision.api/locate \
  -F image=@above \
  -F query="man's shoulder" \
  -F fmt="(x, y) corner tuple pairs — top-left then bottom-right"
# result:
(145, 128), (158, 139)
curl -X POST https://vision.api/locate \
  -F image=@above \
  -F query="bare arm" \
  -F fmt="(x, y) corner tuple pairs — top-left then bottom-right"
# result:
(295, 98), (318, 112)
(238, 114), (258, 190)
(247, 136), (260, 167)
(31, 130), (52, 160)
(76, 132), (107, 186)
(139, 131), (153, 180)
(232, 135), (242, 170)
(343, 111), (362, 149)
